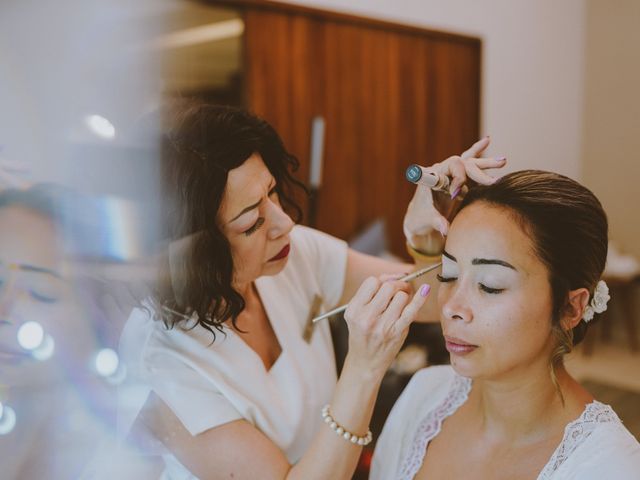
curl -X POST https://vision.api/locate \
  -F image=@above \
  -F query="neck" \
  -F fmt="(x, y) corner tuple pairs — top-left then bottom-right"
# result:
(468, 361), (578, 441)
(234, 281), (254, 299)
(228, 281), (261, 331)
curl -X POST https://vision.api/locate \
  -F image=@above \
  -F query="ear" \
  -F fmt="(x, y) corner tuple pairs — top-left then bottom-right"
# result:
(562, 288), (590, 330)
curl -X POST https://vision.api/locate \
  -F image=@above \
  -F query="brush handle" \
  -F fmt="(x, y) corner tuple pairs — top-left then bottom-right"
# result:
(312, 262), (442, 323)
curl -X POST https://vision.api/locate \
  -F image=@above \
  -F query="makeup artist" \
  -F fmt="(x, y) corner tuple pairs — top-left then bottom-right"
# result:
(119, 103), (504, 480)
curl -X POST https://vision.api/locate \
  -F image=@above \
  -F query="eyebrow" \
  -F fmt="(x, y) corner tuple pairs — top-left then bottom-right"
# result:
(443, 250), (456, 261)
(2, 262), (61, 278)
(230, 199), (261, 223)
(472, 258), (517, 271)
(229, 180), (276, 223)
(442, 250), (517, 271)
(20, 264), (63, 278)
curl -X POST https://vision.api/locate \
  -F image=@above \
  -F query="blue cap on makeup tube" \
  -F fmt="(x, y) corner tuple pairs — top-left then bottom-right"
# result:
(405, 164), (450, 191)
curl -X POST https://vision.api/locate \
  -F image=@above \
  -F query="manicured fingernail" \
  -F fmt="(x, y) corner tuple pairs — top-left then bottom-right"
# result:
(420, 284), (431, 297)
(451, 187), (461, 199)
(498, 156), (506, 162)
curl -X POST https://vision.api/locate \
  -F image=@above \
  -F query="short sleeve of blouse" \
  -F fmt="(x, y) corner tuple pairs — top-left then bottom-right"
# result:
(144, 352), (243, 436)
(291, 225), (348, 309)
(122, 307), (243, 437)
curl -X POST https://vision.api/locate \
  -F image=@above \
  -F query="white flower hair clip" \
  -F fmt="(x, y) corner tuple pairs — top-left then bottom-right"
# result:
(582, 280), (610, 323)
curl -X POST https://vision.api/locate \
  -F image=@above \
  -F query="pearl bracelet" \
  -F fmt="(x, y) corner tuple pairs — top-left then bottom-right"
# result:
(321, 404), (373, 446)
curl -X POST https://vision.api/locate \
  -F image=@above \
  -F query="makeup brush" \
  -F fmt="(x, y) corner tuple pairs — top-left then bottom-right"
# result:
(312, 262), (441, 323)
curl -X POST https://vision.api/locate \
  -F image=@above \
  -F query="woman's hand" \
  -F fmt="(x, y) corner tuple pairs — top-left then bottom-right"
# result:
(403, 137), (506, 243)
(342, 275), (430, 378)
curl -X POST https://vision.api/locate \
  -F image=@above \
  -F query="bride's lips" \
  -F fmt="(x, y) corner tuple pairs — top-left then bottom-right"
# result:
(268, 244), (291, 262)
(444, 335), (478, 355)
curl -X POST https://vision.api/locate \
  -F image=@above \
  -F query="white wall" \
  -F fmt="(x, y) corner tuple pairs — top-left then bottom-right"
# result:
(280, 0), (586, 179)
(582, 0), (640, 258)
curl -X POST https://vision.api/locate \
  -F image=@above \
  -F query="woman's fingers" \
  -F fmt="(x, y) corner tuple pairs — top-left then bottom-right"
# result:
(465, 161), (500, 185)
(461, 136), (490, 158)
(381, 290), (410, 323)
(346, 275), (413, 323)
(472, 156), (507, 169)
(447, 158), (466, 197)
(394, 284), (431, 333)
(409, 202), (448, 237)
(346, 276), (381, 316)
(367, 280), (410, 314)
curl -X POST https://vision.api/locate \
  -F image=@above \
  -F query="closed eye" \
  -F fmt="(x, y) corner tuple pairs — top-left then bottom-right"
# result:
(436, 274), (456, 283)
(29, 290), (59, 303)
(244, 217), (265, 236)
(242, 186), (278, 237)
(479, 284), (505, 294)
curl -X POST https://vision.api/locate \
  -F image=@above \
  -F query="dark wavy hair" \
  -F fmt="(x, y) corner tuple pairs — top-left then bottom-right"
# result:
(155, 103), (307, 338)
(460, 170), (608, 364)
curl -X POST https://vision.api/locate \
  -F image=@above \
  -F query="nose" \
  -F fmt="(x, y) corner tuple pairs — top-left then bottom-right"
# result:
(266, 198), (294, 239)
(440, 282), (473, 323)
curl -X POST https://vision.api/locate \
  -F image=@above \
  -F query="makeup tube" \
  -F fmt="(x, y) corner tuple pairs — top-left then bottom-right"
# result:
(405, 164), (450, 192)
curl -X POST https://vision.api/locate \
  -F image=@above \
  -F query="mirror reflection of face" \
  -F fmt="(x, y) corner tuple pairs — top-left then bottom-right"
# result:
(217, 153), (295, 287)
(437, 202), (556, 380)
(0, 206), (91, 387)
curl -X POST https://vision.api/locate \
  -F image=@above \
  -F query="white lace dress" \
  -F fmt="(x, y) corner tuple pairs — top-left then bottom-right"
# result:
(371, 366), (640, 479)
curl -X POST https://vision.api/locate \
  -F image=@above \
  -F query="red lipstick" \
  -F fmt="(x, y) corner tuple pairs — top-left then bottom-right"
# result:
(444, 335), (478, 355)
(269, 244), (290, 262)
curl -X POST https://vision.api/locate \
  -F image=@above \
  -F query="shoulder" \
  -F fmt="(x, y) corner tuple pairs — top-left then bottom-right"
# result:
(403, 365), (459, 401)
(551, 403), (640, 478)
(290, 225), (347, 255)
(119, 306), (155, 364)
(389, 365), (465, 437)
(410, 364), (458, 385)
(121, 304), (222, 373)
(384, 365), (460, 435)
(573, 417), (640, 475)
(285, 226), (349, 308)
(371, 366), (461, 479)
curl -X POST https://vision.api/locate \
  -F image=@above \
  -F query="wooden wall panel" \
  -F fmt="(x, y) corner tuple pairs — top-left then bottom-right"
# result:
(244, 11), (321, 219)
(243, 6), (480, 258)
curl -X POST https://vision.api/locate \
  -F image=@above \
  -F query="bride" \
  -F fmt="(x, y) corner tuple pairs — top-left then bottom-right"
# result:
(372, 169), (640, 479)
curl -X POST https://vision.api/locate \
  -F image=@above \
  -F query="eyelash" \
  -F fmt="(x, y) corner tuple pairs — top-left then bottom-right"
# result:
(29, 290), (59, 304)
(436, 274), (455, 283)
(436, 274), (505, 294)
(244, 217), (265, 236)
(243, 188), (278, 236)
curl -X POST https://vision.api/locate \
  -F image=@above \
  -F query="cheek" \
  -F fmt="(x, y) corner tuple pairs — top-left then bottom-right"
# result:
(479, 292), (553, 362)
(230, 234), (269, 273)
(436, 285), (447, 307)
(436, 284), (453, 315)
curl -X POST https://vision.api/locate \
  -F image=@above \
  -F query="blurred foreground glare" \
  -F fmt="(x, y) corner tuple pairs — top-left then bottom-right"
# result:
(0, 0), (177, 477)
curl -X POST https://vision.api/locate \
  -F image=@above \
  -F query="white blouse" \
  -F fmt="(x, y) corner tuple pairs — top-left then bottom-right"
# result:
(371, 365), (640, 480)
(118, 225), (348, 479)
